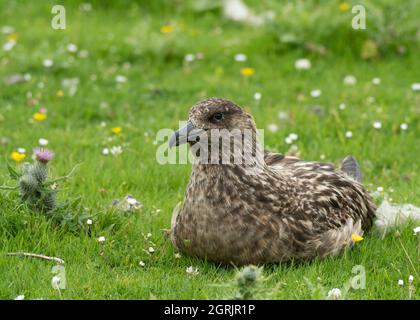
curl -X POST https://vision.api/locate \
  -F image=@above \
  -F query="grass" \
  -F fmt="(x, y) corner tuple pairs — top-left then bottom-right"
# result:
(0, 0), (419, 299)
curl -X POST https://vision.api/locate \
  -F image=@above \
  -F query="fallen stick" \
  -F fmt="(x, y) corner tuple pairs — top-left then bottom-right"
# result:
(6, 252), (65, 265)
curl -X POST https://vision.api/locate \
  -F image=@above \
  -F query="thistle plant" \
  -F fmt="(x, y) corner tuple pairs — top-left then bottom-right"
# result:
(0, 148), (57, 212)
(234, 265), (263, 299)
(18, 148), (56, 211)
(2, 150), (105, 234)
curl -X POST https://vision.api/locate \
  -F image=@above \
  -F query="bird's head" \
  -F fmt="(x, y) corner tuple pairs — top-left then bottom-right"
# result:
(169, 98), (256, 148)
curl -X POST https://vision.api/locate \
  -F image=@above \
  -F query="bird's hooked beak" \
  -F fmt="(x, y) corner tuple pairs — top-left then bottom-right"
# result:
(169, 121), (207, 148)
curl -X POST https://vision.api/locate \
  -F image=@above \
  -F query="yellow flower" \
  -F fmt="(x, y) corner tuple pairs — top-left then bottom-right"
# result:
(10, 151), (26, 162)
(33, 112), (47, 121)
(56, 89), (64, 97)
(351, 234), (364, 242)
(339, 2), (351, 11)
(7, 33), (18, 42)
(240, 67), (255, 77)
(111, 127), (122, 134)
(160, 25), (174, 34)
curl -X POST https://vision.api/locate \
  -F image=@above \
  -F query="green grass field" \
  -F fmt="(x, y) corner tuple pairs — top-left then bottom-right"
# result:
(0, 0), (419, 299)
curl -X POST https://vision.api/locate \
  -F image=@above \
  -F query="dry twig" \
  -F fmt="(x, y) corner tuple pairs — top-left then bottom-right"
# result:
(7, 252), (65, 265)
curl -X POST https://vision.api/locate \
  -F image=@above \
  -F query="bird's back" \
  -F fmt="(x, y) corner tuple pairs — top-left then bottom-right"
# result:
(265, 153), (376, 232)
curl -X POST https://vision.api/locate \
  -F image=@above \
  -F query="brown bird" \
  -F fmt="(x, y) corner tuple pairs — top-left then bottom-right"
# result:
(169, 98), (376, 266)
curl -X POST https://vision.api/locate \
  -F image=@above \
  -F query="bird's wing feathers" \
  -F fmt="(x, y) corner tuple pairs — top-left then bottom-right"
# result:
(265, 151), (336, 173)
(264, 151), (301, 167)
(264, 151), (285, 166)
(265, 152), (363, 181)
(263, 154), (375, 231)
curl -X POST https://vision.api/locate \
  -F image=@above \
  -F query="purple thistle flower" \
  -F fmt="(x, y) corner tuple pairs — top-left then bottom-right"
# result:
(34, 148), (54, 163)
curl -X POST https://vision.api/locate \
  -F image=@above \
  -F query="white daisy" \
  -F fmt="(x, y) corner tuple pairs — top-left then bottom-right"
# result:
(186, 266), (199, 275)
(267, 124), (278, 133)
(398, 279), (404, 286)
(339, 103), (346, 110)
(366, 96), (376, 104)
(234, 53), (247, 62)
(3, 40), (16, 51)
(254, 92), (262, 101)
(294, 58), (311, 70)
(115, 75), (127, 83)
(343, 75), (357, 86)
(345, 131), (353, 138)
(400, 123), (408, 131)
(110, 146), (122, 155)
(38, 138), (49, 146)
(373, 121), (382, 129)
(78, 50), (89, 59)
(1, 26), (14, 34)
(278, 111), (288, 120)
(148, 246), (155, 253)
(42, 59), (54, 68)
(98, 236), (106, 242)
(372, 78), (381, 85)
(310, 89), (321, 98)
(184, 53), (195, 62)
(327, 288), (342, 300)
(67, 43), (78, 53)
(288, 133), (298, 141)
(80, 3), (92, 12)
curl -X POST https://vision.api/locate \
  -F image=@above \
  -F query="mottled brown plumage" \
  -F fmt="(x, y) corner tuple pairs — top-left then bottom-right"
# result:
(170, 98), (376, 265)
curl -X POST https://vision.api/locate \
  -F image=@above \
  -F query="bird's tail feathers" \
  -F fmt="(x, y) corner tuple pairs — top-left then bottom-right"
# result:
(341, 156), (362, 182)
(310, 219), (363, 258)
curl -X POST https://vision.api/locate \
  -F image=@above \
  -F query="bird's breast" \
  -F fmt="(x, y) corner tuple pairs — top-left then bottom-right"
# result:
(172, 167), (290, 264)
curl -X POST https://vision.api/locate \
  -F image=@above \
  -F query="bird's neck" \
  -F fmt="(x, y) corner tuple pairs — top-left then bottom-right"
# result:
(188, 147), (269, 196)
(190, 129), (266, 172)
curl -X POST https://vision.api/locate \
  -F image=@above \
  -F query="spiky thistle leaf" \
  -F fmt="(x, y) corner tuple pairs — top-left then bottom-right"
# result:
(7, 162), (21, 180)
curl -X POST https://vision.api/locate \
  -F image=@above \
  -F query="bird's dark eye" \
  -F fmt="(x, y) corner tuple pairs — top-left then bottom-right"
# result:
(212, 112), (224, 122)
